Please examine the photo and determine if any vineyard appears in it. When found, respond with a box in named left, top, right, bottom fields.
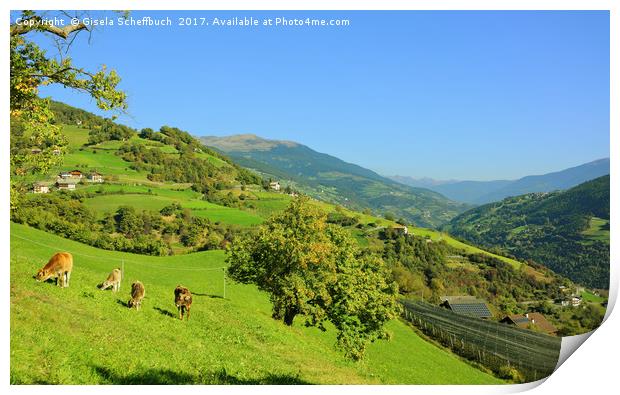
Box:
left=401, top=300, right=561, bottom=382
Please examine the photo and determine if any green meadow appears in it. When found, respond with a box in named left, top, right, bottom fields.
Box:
left=582, top=217, right=610, bottom=243
left=82, top=193, right=263, bottom=226
left=10, top=223, right=502, bottom=385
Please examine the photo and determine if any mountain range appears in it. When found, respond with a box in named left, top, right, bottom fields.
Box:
left=389, top=158, right=610, bottom=204
left=200, top=134, right=469, bottom=228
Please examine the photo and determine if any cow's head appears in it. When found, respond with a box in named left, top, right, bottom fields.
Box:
left=36, top=268, right=52, bottom=282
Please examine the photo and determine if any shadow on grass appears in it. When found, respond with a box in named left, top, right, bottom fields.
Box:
left=192, top=293, right=224, bottom=299
left=154, top=306, right=176, bottom=318
left=92, top=366, right=311, bottom=385
left=116, top=299, right=129, bottom=308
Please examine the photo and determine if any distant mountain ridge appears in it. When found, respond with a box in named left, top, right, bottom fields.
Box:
left=200, top=134, right=469, bottom=228
left=389, top=158, right=610, bottom=204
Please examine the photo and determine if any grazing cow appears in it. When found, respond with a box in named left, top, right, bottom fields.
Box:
left=35, top=252, right=73, bottom=288
left=99, top=268, right=122, bottom=292
left=174, top=285, right=193, bottom=320
left=128, top=281, right=145, bottom=310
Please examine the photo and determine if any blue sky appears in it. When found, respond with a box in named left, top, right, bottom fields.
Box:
left=28, top=10, right=609, bottom=180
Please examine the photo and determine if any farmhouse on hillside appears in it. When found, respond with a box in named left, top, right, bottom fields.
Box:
left=500, top=313, right=558, bottom=336
left=269, top=181, right=281, bottom=191
left=392, top=224, right=409, bottom=235
left=69, top=170, right=83, bottom=178
left=87, top=172, right=104, bottom=183
left=56, top=177, right=79, bottom=191
left=59, top=170, right=83, bottom=180
left=440, top=296, right=493, bottom=319
left=32, top=182, right=50, bottom=194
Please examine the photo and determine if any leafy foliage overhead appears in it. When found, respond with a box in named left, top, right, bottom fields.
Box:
left=10, top=10, right=126, bottom=209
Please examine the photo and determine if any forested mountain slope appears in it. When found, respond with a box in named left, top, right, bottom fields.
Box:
left=200, top=134, right=468, bottom=228
left=444, top=176, right=610, bottom=288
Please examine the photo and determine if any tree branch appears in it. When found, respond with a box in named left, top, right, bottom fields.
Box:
left=10, top=16, right=87, bottom=39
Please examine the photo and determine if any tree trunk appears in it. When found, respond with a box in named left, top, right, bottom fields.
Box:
left=283, top=307, right=297, bottom=326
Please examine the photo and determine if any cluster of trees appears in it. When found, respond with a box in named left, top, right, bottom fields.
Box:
left=446, top=175, right=610, bottom=288
left=374, top=229, right=605, bottom=335
left=119, top=141, right=224, bottom=183
left=11, top=193, right=241, bottom=256
left=190, top=183, right=254, bottom=209
left=49, top=100, right=122, bottom=132
left=139, top=126, right=261, bottom=185
left=87, top=119, right=135, bottom=144
left=11, top=193, right=167, bottom=255
left=117, top=127, right=262, bottom=190
left=530, top=299, right=606, bottom=336
left=326, top=210, right=360, bottom=227
left=375, top=229, right=566, bottom=311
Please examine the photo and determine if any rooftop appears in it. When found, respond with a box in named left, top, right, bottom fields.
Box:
left=440, top=296, right=493, bottom=318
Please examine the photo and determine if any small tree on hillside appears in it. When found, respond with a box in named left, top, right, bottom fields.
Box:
left=227, top=196, right=401, bottom=360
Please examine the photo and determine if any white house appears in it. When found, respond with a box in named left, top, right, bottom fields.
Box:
left=87, top=172, right=104, bottom=183
left=56, top=178, right=78, bottom=191
left=393, top=224, right=409, bottom=235
left=269, top=181, right=281, bottom=191
left=33, top=183, right=50, bottom=194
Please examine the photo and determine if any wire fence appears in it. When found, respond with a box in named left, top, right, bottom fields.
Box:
left=401, top=300, right=561, bottom=382
left=12, top=232, right=229, bottom=298
left=12, top=233, right=226, bottom=272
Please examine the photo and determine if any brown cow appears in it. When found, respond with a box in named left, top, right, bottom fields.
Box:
left=99, top=268, right=122, bottom=292
left=128, top=281, right=145, bottom=310
left=174, top=285, right=193, bottom=320
left=35, top=252, right=73, bottom=288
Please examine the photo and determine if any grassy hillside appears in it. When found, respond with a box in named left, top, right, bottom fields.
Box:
left=82, top=190, right=263, bottom=226
left=445, top=176, right=610, bottom=288
left=10, top=223, right=502, bottom=384
left=200, top=134, right=469, bottom=228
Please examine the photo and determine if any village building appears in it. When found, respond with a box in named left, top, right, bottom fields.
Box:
left=59, top=170, right=83, bottom=180
left=30, top=148, right=42, bottom=154
left=32, top=182, right=50, bottom=194
left=87, top=172, right=104, bottom=183
left=69, top=170, right=83, bottom=178
left=56, top=178, right=79, bottom=191
left=570, top=296, right=582, bottom=307
left=52, top=148, right=61, bottom=156
left=392, top=224, right=409, bottom=235
left=269, top=181, right=281, bottom=191
left=439, top=296, right=493, bottom=319
left=500, top=313, right=558, bottom=336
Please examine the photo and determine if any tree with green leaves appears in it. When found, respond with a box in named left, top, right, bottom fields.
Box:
left=10, top=10, right=127, bottom=209
left=227, top=196, right=401, bottom=360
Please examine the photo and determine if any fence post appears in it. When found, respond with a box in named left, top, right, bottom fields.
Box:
left=223, top=268, right=226, bottom=299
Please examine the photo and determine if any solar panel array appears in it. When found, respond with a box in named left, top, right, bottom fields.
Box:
left=449, top=302, right=493, bottom=318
